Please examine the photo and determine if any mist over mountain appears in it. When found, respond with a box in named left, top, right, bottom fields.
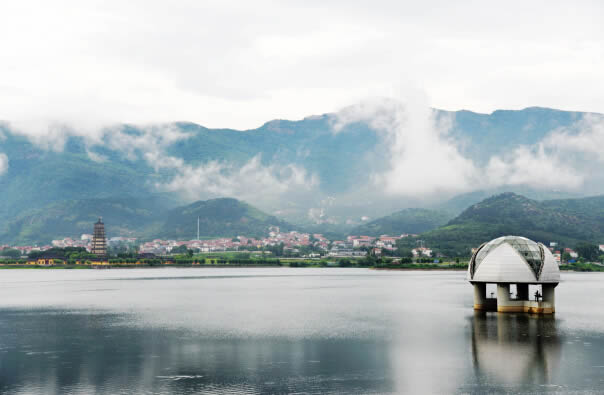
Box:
left=1, top=103, right=603, bottom=241
left=350, top=208, right=452, bottom=236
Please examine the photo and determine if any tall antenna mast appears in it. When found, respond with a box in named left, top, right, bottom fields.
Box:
left=197, top=216, right=200, bottom=241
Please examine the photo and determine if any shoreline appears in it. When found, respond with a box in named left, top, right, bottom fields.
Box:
left=372, top=267, right=466, bottom=271
left=0, top=264, right=469, bottom=271
left=0, top=264, right=283, bottom=269
left=1, top=264, right=601, bottom=272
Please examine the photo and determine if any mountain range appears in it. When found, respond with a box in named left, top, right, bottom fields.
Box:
left=1, top=105, right=603, bottom=244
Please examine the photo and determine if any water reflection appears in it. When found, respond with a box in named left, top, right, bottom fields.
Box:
left=0, top=309, right=393, bottom=394
left=2, top=270, right=604, bottom=393
left=470, top=312, right=561, bottom=386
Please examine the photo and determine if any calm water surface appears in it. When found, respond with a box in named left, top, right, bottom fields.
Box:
left=0, top=268, right=602, bottom=394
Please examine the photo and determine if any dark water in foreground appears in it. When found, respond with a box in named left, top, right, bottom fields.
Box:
left=0, top=268, right=602, bottom=394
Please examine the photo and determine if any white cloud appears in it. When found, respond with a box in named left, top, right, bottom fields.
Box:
left=157, top=155, right=318, bottom=207
left=99, top=125, right=191, bottom=167
left=85, top=148, right=107, bottom=163
left=333, top=96, right=478, bottom=197
left=0, top=1, right=602, bottom=134
left=69, top=123, right=319, bottom=208
left=0, top=153, right=8, bottom=175
left=483, top=115, right=604, bottom=190
left=485, top=146, right=584, bottom=189
left=333, top=96, right=599, bottom=198
left=543, top=115, right=604, bottom=161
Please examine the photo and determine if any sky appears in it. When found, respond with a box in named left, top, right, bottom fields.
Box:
left=1, top=0, right=603, bottom=132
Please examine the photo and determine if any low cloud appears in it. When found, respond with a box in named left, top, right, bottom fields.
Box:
left=543, top=115, right=604, bottom=161
left=5, top=120, right=320, bottom=211
left=85, top=148, right=107, bottom=163
left=94, top=126, right=319, bottom=208
left=0, top=153, right=8, bottom=175
left=485, top=146, right=584, bottom=189
left=485, top=114, right=604, bottom=190
left=8, top=120, right=106, bottom=152
left=157, top=155, right=318, bottom=207
left=332, top=97, right=478, bottom=197
left=88, top=125, right=320, bottom=209
left=7, top=118, right=192, bottom=159
left=99, top=125, right=191, bottom=167
left=332, top=97, right=599, bottom=198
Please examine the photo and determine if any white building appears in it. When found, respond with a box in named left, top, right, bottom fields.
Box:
left=412, top=247, right=432, bottom=257
left=467, top=236, right=560, bottom=314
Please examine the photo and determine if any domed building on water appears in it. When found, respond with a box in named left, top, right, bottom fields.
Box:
left=467, top=236, right=560, bottom=314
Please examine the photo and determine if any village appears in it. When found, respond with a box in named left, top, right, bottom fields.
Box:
left=0, top=226, right=433, bottom=260
left=2, top=222, right=601, bottom=265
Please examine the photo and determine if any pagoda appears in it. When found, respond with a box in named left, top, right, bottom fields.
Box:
left=91, top=217, right=107, bottom=256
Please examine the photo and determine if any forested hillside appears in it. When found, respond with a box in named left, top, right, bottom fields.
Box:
left=414, top=193, right=604, bottom=256
left=156, top=198, right=292, bottom=240
left=0, top=197, right=290, bottom=244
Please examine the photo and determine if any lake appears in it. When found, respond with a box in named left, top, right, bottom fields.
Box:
left=0, top=268, right=602, bottom=394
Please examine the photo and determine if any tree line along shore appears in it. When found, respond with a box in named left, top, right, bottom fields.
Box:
left=0, top=251, right=602, bottom=272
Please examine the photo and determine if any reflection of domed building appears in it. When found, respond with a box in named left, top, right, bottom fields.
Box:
left=467, top=236, right=560, bottom=314
left=470, top=312, right=561, bottom=386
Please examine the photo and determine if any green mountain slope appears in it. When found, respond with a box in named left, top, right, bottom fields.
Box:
left=0, top=196, right=288, bottom=245
left=0, top=196, right=171, bottom=245
left=0, top=132, right=159, bottom=222
left=436, top=187, right=583, bottom=216
left=350, top=208, right=452, bottom=236
left=157, top=198, right=291, bottom=240
left=419, top=193, right=604, bottom=256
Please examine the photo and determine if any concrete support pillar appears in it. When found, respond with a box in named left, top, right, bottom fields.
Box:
left=471, top=282, right=557, bottom=314
left=517, top=283, right=529, bottom=300
left=542, top=284, right=556, bottom=313
left=497, top=283, right=526, bottom=313
left=473, top=283, right=487, bottom=310
left=497, top=283, right=510, bottom=304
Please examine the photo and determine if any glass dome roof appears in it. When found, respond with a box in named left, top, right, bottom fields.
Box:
left=471, top=236, right=545, bottom=279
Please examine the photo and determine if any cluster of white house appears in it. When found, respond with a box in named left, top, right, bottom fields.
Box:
left=327, top=234, right=430, bottom=257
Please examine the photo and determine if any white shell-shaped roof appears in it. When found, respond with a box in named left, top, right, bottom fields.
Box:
left=467, top=236, right=560, bottom=283
left=540, top=247, right=560, bottom=283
